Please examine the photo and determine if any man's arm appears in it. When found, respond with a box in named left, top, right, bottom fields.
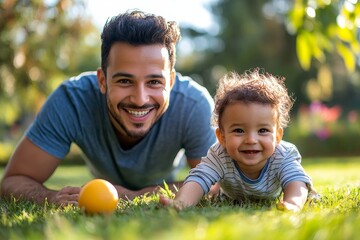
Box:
left=0, top=137, right=80, bottom=205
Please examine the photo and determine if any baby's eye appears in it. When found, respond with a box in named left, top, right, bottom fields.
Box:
left=233, top=128, right=244, bottom=133
left=259, top=128, right=270, bottom=133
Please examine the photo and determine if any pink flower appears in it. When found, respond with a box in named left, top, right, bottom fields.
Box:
left=348, top=111, right=357, bottom=123
left=315, top=128, right=331, bottom=140
left=309, top=101, right=341, bottom=123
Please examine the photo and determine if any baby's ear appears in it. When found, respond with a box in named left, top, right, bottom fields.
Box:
left=215, top=128, right=226, bottom=146
left=276, top=127, right=283, bottom=144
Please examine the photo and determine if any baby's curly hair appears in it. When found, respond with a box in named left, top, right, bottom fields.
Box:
left=214, top=68, right=294, bottom=129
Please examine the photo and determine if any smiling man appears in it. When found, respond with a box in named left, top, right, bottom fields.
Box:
left=0, top=10, right=216, bottom=205
left=101, top=43, right=174, bottom=148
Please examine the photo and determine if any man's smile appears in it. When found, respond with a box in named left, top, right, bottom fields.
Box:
left=126, top=109, right=152, bottom=117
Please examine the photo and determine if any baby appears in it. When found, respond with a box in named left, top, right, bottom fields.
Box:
left=160, top=69, right=317, bottom=212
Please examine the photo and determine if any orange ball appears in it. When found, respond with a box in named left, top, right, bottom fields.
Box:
left=78, top=179, right=119, bottom=214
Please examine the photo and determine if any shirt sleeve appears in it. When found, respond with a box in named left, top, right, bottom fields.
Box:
left=278, top=144, right=314, bottom=190
left=185, top=143, right=224, bottom=193
left=25, top=83, right=78, bottom=159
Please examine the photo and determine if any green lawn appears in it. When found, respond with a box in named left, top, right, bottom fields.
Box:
left=0, top=157, right=359, bottom=240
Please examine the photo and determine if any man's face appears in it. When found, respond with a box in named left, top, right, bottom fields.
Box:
left=97, top=42, right=175, bottom=144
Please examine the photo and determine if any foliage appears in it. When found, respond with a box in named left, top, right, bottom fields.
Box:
left=0, top=0, right=100, bottom=136
left=286, top=0, right=360, bottom=72
left=0, top=158, right=359, bottom=240
left=178, top=0, right=360, bottom=107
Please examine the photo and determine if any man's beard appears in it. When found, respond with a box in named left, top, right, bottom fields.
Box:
left=106, top=94, right=159, bottom=139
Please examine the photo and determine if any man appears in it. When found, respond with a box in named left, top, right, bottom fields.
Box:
left=0, top=10, right=216, bottom=205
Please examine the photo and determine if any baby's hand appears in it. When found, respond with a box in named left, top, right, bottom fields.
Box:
left=277, top=200, right=301, bottom=212
left=159, top=195, right=185, bottom=211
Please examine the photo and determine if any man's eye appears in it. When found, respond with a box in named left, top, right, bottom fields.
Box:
left=117, top=79, right=131, bottom=84
left=148, top=80, right=162, bottom=85
left=148, top=80, right=165, bottom=88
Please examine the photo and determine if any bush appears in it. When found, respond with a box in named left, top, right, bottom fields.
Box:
left=285, top=101, right=360, bottom=157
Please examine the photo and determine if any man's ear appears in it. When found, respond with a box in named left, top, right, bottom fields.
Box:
left=276, top=127, right=283, bottom=145
left=169, top=69, right=176, bottom=89
left=97, top=68, right=107, bottom=94
left=215, top=128, right=225, bottom=146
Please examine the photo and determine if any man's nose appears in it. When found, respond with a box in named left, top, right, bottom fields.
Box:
left=130, top=85, right=149, bottom=106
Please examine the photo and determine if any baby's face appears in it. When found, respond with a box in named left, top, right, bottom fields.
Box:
left=216, top=102, right=283, bottom=179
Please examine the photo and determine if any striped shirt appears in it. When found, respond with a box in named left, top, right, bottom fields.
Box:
left=185, top=140, right=314, bottom=201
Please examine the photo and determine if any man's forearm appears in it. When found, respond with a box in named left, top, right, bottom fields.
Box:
left=0, top=175, right=57, bottom=204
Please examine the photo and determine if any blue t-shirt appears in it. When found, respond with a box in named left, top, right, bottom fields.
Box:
left=26, top=72, right=216, bottom=190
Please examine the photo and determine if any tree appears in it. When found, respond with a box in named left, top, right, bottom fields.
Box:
left=177, top=0, right=359, bottom=108
left=287, top=0, right=359, bottom=72
left=0, top=0, right=100, bottom=139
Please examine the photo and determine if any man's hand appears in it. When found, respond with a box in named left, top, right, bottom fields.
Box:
left=49, top=186, right=81, bottom=206
left=0, top=175, right=81, bottom=206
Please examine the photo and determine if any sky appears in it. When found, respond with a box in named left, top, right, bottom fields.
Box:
left=85, top=0, right=217, bottom=32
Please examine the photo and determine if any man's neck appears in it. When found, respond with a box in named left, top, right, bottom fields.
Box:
left=109, top=120, right=141, bottom=150
left=115, top=130, right=142, bottom=150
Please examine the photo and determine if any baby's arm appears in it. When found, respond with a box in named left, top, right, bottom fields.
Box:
left=159, top=181, right=204, bottom=210
left=278, top=181, right=308, bottom=212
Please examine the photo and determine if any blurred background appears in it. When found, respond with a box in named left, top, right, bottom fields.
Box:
left=0, top=0, right=359, bottom=164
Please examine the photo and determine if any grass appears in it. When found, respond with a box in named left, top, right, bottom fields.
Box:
left=0, top=157, right=359, bottom=240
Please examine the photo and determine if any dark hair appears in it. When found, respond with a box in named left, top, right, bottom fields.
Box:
left=214, top=68, right=294, bottom=129
left=100, top=10, right=181, bottom=74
